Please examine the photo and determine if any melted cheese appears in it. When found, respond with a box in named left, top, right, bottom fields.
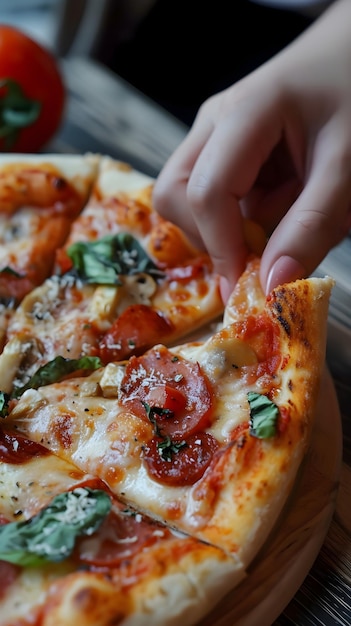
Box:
left=8, top=327, right=265, bottom=534
left=0, top=453, right=90, bottom=521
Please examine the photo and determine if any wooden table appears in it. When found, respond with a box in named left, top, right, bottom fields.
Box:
left=49, top=56, right=351, bottom=626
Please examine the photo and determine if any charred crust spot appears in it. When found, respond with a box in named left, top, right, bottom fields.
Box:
left=52, top=176, right=67, bottom=190
left=273, top=301, right=283, bottom=315
left=277, top=315, right=291, bottom=336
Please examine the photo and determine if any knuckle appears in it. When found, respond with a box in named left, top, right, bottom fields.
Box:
left=296, top=208, right=342, bottom=247
left=186, top=176, right=218, bottom=217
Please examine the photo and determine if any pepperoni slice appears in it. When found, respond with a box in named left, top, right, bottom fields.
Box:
left=99, top=304, right=174, bottom=363
left=76, top=505, right=169, bottom=568
left=143, top=432, right=219, bottom=486
left=120, top=345, right=214, bottom=439
left=0, top=427, right=50, bottom=464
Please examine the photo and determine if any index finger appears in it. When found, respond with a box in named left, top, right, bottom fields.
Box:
left=185, top=96, right=284, bottom=289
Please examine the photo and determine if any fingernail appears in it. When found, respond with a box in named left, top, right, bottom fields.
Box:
left=266, top=256, right=306, bottom=294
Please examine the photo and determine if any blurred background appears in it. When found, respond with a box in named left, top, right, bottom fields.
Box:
left=0, top=0, right=319, bottom=126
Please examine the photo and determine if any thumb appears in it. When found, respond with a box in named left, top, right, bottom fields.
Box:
left=261, top=141, right=351, bottom=293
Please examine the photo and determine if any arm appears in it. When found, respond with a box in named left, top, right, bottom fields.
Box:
left=153, top=0, right=351, bottom=298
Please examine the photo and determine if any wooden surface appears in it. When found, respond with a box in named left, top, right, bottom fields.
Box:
left=48, top=56, right=351, bottom=626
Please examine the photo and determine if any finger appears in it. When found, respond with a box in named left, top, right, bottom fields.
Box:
left=185, top=98, right=283, bottom=289
left=261, top=115, right=351, bottom=293
left=242, top=177, right=302, bottom=235
left=153, top=110, right=214, bottom=247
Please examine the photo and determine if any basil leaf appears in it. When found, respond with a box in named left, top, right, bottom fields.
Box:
left=248, top=391, right=279, bottom=438
left=66, top=233, right=163, bottom=285
left=143, top=401, right=173, bottom=438
left=0, top=266, right=25, bottom=278
left=12, top=355, right=102, bottom=399
left=157, top=436, right=187, bottom=461
left=0, top=487, right=111, bottom=566
left=0, top=79, right=41, bottom=149
left=0, top=391, right=10, bottom=417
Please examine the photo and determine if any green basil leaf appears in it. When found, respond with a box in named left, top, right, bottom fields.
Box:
left=157, top=436, right=187, bottom=462
left=0, top=487, right=111, bottom=566
left=0, top=79, right=41, bottom=149
left=12, top=355, right=102, bottom=398
left=0, top=391, right=10, bottom=417
left=66, top=233, right=163, bottom=284
left=0, top=266, right=25, bottom=278
left=248, top=391, right=279, bottom=438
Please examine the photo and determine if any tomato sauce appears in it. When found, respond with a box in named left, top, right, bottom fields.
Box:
left=235, top=312, right=282, bottom=380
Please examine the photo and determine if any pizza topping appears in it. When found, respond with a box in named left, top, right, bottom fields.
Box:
left=77, top=505, right=169, bottom=568
left=11, top=355, right=102, bottom=398
left=89, top=274, right=158, bottom=328
left=99, top=304, right=174, bottom=362
left=65, top=232, right=164, bottom=285
left=143, top=432, right=219, bottom=486
left=0, top=266, right=24, bottom=279
left=247, top=391, right=279, bottom=438
left=0, top=427, right=49, bottom=463
left=236, top=313, right=282, bottom=379
left=0, top=391, right=9, bottom=417
left=120, top=345, right=214, bottom=439
left=0, top=487, right=111, bottom=566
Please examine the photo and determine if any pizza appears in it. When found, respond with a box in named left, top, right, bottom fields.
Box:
left=0, top=153, right=334, bottom=626
left=0, top=154, right=99, bottom=344
left=0, top=155, right=223, bottom=393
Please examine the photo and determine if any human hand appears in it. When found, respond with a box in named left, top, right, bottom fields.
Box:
left=153, top=0, right=351, bottom=299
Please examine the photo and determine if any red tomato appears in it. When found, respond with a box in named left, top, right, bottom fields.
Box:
left=0, top=26, right=65, bottom=152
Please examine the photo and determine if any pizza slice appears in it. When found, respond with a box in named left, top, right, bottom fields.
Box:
left=5, top=257, right=334, bottom=568
left=0, top=424, right=243, bottom=626
left=0, top=153, right=99, bottom=349
left=0, top=157, right=223, bottom=391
